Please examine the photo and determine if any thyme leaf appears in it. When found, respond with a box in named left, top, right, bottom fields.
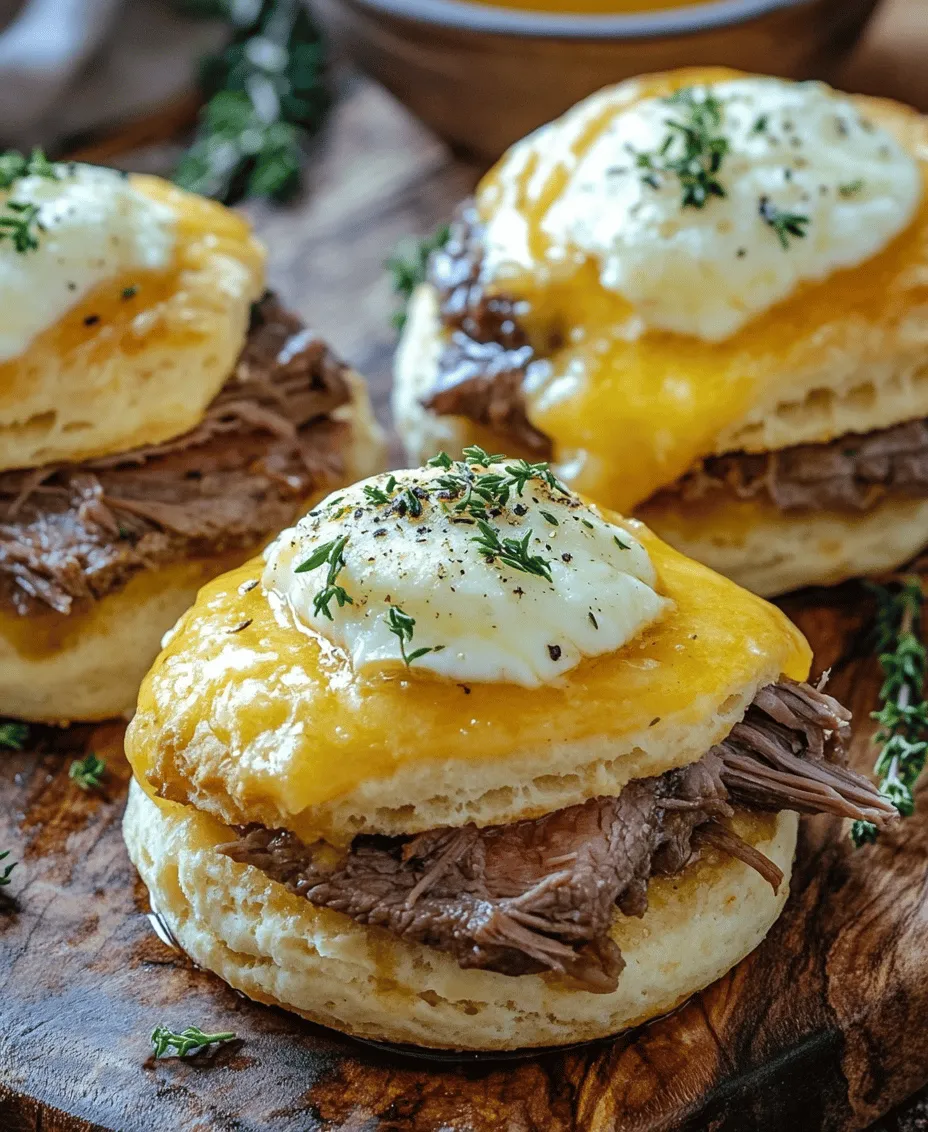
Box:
left=386, top=606, right=439, bottom=667
left=838, top=179, right=864, bottom=198
left=150, top=1025, right=237, bottom=1058
left=0, top=849, right=17, bottom=887
left=0, top=201, right=44, bottom=254
left=0, top=721, right=28, bottom=750
left=758, top=196, right=809, bottom=249
left=635, top=87, right=729, bottom=209
left=0, top=148, right=59, bottom=190
left=69, top=753, right=107, bottom=791
left=387, top=223, right=451, bottom=330
left=471, top=521, right=552, bottom=583
left=295, top=534, right=353, bottom=620
left=852, top=578, right=925, bottom=846
left=363, top=484, right=392, bottom=506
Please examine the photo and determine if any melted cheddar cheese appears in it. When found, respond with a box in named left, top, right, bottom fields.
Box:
left=127, top=520, right=810, bottom=830
left=474, top=68, right=928, bottom=512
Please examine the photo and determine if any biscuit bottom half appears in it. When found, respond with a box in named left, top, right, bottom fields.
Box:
left=636, top=492, right=928, bottom=598
left=124, top=781, right=797, bottom=1051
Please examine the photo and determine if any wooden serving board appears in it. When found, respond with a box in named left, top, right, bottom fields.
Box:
left=5, top=7, right=928, bottom=1124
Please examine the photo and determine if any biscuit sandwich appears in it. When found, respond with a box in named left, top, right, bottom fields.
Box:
left=394, top=68, right=928, bottom=596
left=123, top=449, right=892, bottom=1050
left=0, top=154, right=383, bottom=723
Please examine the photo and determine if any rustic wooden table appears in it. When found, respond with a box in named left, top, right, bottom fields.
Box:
left=4, top=2, right=928, bottom=1128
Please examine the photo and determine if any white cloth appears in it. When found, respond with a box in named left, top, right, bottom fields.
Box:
left=0, top=0, right=226, bottom=148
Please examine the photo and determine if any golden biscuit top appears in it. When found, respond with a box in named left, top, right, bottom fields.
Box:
left=0, top=170, right=266, bottom=470
left=127, top=509, right=810, bottom=842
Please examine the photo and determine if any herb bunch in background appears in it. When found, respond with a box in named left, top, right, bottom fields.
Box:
left=175, top=0, right=329, bottom=204
left=388, top=223, right=450, bottom=331
left=853, top=578, right=928, bottom=846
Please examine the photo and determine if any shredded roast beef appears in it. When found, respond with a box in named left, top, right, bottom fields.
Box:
left=0, top=294, right=352, bottom=616
left=425, top=205, right=551, bottom=456
left=425, top=204, right=928, bottom=512
left=657, top=419, right=928, bottom=513
left=220, top=678, right=894, bottom=993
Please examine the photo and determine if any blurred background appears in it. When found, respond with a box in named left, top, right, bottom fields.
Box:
left=0, top=0, right=923, bottom=186
left=0, top=0, right=920, bottom=452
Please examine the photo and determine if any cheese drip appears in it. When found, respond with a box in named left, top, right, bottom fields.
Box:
left=263, top=458, right=669, bottom=686
left=472, top=69, right=926, bottom=511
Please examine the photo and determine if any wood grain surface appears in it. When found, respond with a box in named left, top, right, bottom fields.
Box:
left=4, top=4, right=928, bottom=1127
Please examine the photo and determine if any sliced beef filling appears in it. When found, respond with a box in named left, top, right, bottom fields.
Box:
left=220, top=679, right=893, bottom=993
left=425, top=204, right=928, bottom=513
left=656, top=419, right=928, bottom=513
left=425, top=205, right=551, bottom=456
left=0, top=294, right=352, bottom=617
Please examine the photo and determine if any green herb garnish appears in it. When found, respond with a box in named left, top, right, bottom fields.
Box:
left=0, top=850, right=17, bottom=887
left=614, top=535, right=631, bottom=550
left=295, top=534, right=353, bottom=620
left=838, top=179, right=864, bottom=198
left=433, top=449, right=569, bottom=522
left=150, top=1025, right=237, bottom=1058
left=635, top=87, right=729, bottom=209
left=758, top=196, right=809, bottom=249
left=386, top=606, right=439, bottom=667
left=69, top=753, right=106, bottom=791
left=0, top=201, right=43, bottom=254
left=174, top=0, right=329, bottom=204
left=403, top=487, right=423, bottom=518
left=363, top=484, right=392, bottom=506
left=853, top=579, right=926, bottom=846
left=0, top=148, right=58, bottom=191
left=0, top=721, right=28, bottom=750
left=472, top=521, right=552, bottom=583
left=388, top=223, right=451, bottom=331
left=462, top=446, right=506, bottom=466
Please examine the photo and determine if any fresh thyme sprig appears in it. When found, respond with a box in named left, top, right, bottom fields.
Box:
left=758, top=196, right=810, bottom=250
left=472, top=521, right=553, bottom=583
left=175, top=0, right=329, bottom=204
left=431, top=447, right=569, bottom=522
left=295, top=534, right=353, bottom=620
left=150, top=1025, right=237, bottom=1058
left=0, top=850, right=17, bottom=888
left=0, top=148, right=58, bottom=191
left=853, top=579, right=927, bottom=846
left=69, top=753, right=107, bottom=791
left=388, top=223, right=451, bottom=331
left=635, top=87, right=729, bottom=209
left=0, top=201, right=43, bottom=254
left=386, top=606, right=440, bottom=667
left=0, top=721, right=28, bottom=750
